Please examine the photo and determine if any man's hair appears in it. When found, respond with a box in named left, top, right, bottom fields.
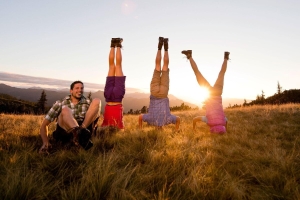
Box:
left=70, top=80, right=84, bottom=90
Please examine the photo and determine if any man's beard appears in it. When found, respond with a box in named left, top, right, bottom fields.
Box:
left=72, top=93, right=82, bottom=100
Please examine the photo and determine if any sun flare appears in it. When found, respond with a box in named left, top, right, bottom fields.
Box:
left=121, top=0, right=136, bottom=15
left=176, top=85, right=210, bottom=108
left=195, top=86, right=210, bottom=103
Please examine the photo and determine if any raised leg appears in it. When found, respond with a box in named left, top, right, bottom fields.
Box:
left=108, top=47, right=115, bottom=76
left=162, top=50, right=169, bottom=72
left=159, top=50, right=170, bottom=98
left=155, top=50, right=162, bottom=71
left=211, top=52, right=229, bottom=96
left=115, top=46, right=124, bottom=76
left=189, top=57, right=212, bottom=89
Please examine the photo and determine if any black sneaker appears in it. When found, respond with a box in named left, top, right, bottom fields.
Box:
left=158, top=37, right=164, bottom=50
left=78, top=127, right=93, bottom=150
left=163, top=38, right=169, bottom=51
left=224, top=51, right=230, bottom=60
left=71, top=126, right=81, bottom=146
left=181, top=50, right=192, bottom=59
left=115, top=38, right=123, bottom=48
left=111, top=38, right=117, bottom=48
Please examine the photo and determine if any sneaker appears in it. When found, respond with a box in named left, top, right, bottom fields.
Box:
left=158, top=37, right=164, bottom=50
left=163, top=38, right=169, bottom=51
left=181, top=50, right=192, bottom=59
left=115, top=38, right=123, bottom=48
left=224, top=51, right=230, bottom=60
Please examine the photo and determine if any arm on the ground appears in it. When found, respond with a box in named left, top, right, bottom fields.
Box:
left=39, top=119, right=52, bottom=154
left=138, top=114, right=143, bottom=129
left=193, top=116, right=202, bottom=130
left=175, top=116, right=180, bottom=131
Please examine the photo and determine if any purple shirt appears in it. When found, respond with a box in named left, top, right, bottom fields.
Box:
left=142, top=95, right=177, bottom=126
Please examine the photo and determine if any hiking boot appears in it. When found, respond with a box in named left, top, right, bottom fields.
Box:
left=181, top=50, right=192, bottom=59
left=224, top=51, right=230, bottom=60
left=78, top=127, right=93, bottom=150
left=115, top=38, right=123, bottom=48
left=158, top=37, right=164, bottom=50
left=70, top=126, right=81, bottom=146
left=110, top=38, right=117, bottom=48
left=163, top=38, right=169, bottom=51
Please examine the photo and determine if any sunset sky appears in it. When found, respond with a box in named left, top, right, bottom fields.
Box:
left=1, top=0, right=299, bottom=106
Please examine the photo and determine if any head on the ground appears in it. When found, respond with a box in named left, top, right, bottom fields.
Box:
left=70, top=80, right=84, bottom=100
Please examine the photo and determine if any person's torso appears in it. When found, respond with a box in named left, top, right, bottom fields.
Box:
left=205, top=96, right=226, bottom=126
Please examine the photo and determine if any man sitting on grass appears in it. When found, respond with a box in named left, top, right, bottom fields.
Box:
left=39, top=81, right=101, bottom=153
left=139, top=37, right=180, bottom=131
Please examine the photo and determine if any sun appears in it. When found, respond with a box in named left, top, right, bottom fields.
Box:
left=196, top=86, right=210, bottom=103
left=185, top=85, right=210, bottom=106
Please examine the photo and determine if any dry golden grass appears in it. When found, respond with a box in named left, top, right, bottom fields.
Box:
left=0, top=104, right=299, bottom=199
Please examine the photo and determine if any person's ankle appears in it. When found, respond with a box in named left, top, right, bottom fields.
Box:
left=81, top=123, right=87, bottom=129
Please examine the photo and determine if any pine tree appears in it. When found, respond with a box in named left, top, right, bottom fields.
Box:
left=277, top=81, right=282, bottom=94
left=262, top=90, right=265, bottom=99
left=261, top=90, right=265, bottom=104
left=37, top=90, right=47, bottom=114
left=87, top=91, right=92, bottom=100
left=141, top=106, right=147, bottom=113
left=243, top=99, right=247, bottom=107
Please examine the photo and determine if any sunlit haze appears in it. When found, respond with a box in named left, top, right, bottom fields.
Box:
left=1, top=1, right=299, bottom=107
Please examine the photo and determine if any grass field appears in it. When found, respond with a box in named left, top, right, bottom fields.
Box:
left=0, top=104, right=299, bottom=199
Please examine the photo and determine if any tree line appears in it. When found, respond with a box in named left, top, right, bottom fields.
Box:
left=0, top=90, right=49, bottom=115
left=2, top=82, right=300, bottom=114
left=126, top=103, right=198, bottom=115
left=227, top=82, right=300, bottom=108
left=0, top=91, right=197, bottom=115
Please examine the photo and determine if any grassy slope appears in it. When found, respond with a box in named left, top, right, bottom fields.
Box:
left=0, top=104, right=299, bottom=199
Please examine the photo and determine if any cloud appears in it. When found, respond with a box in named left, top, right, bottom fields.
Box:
left=0, top=71, right=143, bottom=93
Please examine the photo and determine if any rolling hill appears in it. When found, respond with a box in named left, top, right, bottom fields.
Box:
left=0, top=83, right=199, bottom=113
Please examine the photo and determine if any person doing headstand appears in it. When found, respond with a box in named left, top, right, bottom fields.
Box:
left=181, top=50, right=230, bottom=134
left=139, top=37, right=180, bottom=131
left=101, top=38, right=126, bottom=130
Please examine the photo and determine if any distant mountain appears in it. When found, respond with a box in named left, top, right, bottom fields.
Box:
left=0, top=83, right=198, bottom=113
left=28, top=86, right=69, bottom=92
left=124, top=92, right=179, bottom=101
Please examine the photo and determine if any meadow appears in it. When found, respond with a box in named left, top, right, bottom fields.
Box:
left=0, top=104, right=299, bottom=200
